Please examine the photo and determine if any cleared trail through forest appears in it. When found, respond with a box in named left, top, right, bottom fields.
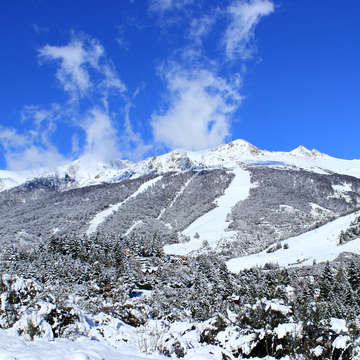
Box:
left=164, top=168, right=252, bottom=256
left=86, top=176, right=163, bottom=236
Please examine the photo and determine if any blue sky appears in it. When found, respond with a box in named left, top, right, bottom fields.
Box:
left=0, top=0, right=359, bottom=171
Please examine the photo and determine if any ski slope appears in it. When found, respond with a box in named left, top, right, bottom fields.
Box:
left=86, top=176, right=162, bottom=235
left=164, top=168, right=252, bottom=256
left=226, top=211, right=360, bottom=273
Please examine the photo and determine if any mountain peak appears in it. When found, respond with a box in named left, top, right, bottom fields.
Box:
left=290, top=145, right=324, bottom=157
left=213, top=139, right=261, bottom=156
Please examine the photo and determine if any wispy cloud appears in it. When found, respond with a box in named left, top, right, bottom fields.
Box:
left=149, top=0, right=194, bottom=14
left=151, top=0, right=274, bottom=151
left=116, top=25, right=130, bottom=50
left=38, top=34, right=126, bottom=102
left=224, top=0, right=274, bottom=60
left=0, top=34, right=133, bottom=171
left=0, top=110, right=66, bottom=172
left=122, top=101, right=152, bottom=160
left=1, top=1, right=275, bottom=171
left=188, top=14, right=217, bottom=45
left=39, top=35, right=131, bottom=163
left=151, top=64, right=242, bottom=150
left=33, top=24, right=49, bottom=34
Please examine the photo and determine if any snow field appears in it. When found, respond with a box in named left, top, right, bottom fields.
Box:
left=0, top=329, right=164, bottom=360
left=226, top=211, right=360, bottom=272
left=164, top=168, right=252, bottom=256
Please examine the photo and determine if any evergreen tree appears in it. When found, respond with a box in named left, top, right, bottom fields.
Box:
left=320, top=262, right=334, bottom=299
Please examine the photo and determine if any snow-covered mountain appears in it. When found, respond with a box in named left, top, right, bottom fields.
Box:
left=2, top=139, right=360, bottom=192
left=2, top=139, right=360, bottom=360
left=1, top=139, right=360, bottom=268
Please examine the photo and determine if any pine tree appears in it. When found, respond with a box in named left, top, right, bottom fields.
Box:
left=347, top=259, right=360, bottom=290
left=320, top=262, right=334, bottom=299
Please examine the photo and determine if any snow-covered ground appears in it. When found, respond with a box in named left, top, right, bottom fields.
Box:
left=226, top=211, right=360, bottom=272
left=0, top=329, right=295, bottom=360
left=86, top=176, right=163, bottom=235
left=0, top=329, right=164, bottom=360
left=164, top=168, right=252, bottom=256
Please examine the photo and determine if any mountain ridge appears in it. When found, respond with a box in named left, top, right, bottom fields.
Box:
left=1, top=139, right=360, bottom=192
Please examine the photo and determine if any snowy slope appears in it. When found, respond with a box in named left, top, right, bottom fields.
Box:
left=0, top=158, right=132, bottom=192
left=134, top=140, right=360, bottom=179
left=164, top=168, right=252, bottom=256
left=86, top=176, right=163, bottom=235
left=226, top=211, right=360, bottom=272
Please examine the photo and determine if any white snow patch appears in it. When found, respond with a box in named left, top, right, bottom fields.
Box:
left=330, top=318, right=348, bottom=334
left=333, top=335, right=351, bottom=349
left=274, top=323, right=302, bottom=339
left=311, top=345, right=323, bottom=357
left=164, top=168, right=252, bottom=256
left=216, top=327, right=257, bottom=356
left=266, top=301, right=292, bottom=316
left=86, top=176, right=162, bottom=235
left=226, top=211, right=360, bottom=272
left=333, top=183, right=353, bottom=193
left=331, top=183, right=353, bottom=202
left=310, top=203, right=332, bottom=217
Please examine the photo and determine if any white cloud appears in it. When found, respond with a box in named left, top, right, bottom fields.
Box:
left=39, top=40, right=93, bottom=99
left=80, top=108, right=121, bottom=163
left=39, top=35, right=125, bottom=101
left=150, top=1, right=274, bottom=152
left=6, top=145, right=66, bottom=172
left=149, top=0, right=194, bottom=13
left=0, top=104, right=70, bottom=171
left=188, top=14, right=216, bottom=45
left=121, top=100, right=152, bottom=160
left=0, top=128, right=30, bottom=149
left=0, top=125, right=66, bottom=171
left=151, top=66, right=242, bottom=151
left=71, top=134, right=80, bottom=155
left=35, top=36, right=130, bottom=165
left=224, top=0, right=274, bottom=60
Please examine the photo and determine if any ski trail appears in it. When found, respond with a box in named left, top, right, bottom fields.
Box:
left=164, top=168, right=252, bottom=256
left=86, top=176, right=163, bottom=236
left=226, top=210, right=360, bottom=273
left=157, top=174, right=197, bottom=220
left=124, top=220, right=143, bottom=237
